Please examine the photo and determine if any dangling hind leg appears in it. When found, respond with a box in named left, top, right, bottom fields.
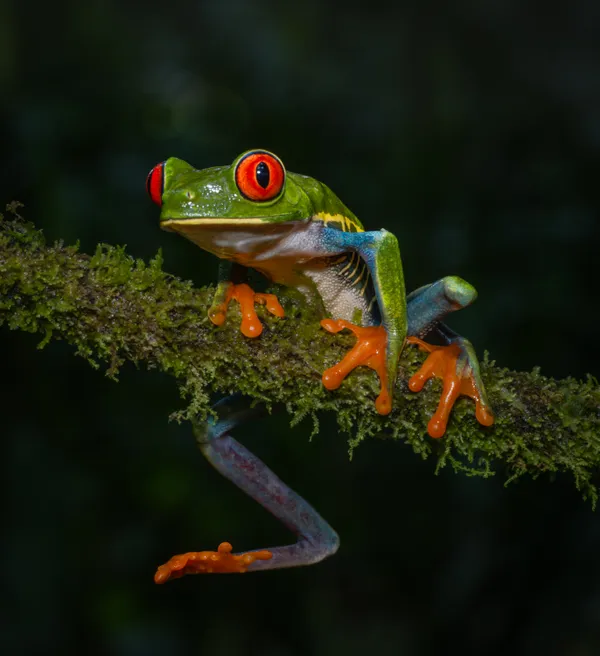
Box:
left=154, top=396, right=339, bottom=583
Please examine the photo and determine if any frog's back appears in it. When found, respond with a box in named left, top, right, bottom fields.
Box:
left=289, top=172, right=364, bottom=233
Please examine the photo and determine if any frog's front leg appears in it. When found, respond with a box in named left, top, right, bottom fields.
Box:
left=154, top=396, right=339, bottom=583
left=319, top=228, right=407, bottom=415
left=406, top=276, right=494, bottom=437
left=208, top=261, right=284, bottom=337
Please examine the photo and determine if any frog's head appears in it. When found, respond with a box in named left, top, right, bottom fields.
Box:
left=147, top=150, right=314, bottom=235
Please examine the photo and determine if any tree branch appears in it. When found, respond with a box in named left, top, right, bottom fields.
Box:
left=1, top=203, right=598, bottom=504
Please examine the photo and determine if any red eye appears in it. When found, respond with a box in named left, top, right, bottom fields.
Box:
left=146, top=162, right=165, bottom=206
left=235, top=151, right=285, bottom=202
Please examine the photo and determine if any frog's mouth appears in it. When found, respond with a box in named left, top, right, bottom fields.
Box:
left=160, top=218, right=271, bottom=231
left=159, top=217, right=310, bottom=261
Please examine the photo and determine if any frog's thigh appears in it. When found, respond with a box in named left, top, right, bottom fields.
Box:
left=407, top=276, right=477, bottom=337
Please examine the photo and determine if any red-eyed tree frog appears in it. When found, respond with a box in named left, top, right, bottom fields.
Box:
left=146, top=149, right=494, bottom=583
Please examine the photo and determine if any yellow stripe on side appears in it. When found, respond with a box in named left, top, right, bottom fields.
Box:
left=339, top=251, right=356, bottom=274
left=360, top=271, right=371, bottom=296
left=315, top=212, right=364, bottom=233
left=348, top=253, right=362, bottom=280
left=351, top=261, right=367, bottom=287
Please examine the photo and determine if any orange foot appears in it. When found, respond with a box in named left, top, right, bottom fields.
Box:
left=320, top=319, right=391, bottom=415
left=154, top=542, right=272, bottom=584
left=209, top=283, right=284, bottom=338
left=407, top=336, right=494, bottom=438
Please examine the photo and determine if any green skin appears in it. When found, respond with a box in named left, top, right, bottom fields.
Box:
left=150, top=149, right=493, bottom=577
left=158, top=150, right=407, bottom=400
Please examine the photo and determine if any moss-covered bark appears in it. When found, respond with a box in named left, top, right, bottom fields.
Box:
left=1, top=202, right=598, bottom=504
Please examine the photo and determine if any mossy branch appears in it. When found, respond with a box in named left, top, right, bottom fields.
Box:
left=1, top=203, right=598, bottom=504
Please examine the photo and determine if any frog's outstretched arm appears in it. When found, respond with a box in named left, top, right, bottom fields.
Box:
left=208, top=261, right=284, bottom=338
left=320, top=228, right=407, bottom=414
left=405, top=276, right=494, bottom=437
left=154, top=396, right=339, bottom=583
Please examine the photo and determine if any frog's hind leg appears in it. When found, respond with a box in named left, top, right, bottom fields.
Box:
left=154, top=396, right=339, bottom=583
left=406, top=276, right=494, bottom=438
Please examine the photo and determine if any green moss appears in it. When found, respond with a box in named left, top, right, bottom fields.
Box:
left=1, top=203, right=599, bottom=504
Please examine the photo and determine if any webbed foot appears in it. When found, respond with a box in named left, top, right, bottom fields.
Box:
left=320, top=319, right=391, bottom=415
left=154, top=542, right=273, bottom=583
left=208, top=282, right=284, bottom=338
left=407, top=336, right=494, bottom=438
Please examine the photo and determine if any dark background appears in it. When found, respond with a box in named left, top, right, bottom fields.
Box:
left=1, top=1, right=599, bottom=654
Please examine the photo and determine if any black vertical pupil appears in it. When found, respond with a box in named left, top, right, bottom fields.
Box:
left=255, top=161, right=270, bottom=188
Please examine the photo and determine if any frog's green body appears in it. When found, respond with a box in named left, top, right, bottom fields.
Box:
left=148, top=150, right=493, bottom=582
left=159, top=154, right=400, bottom=324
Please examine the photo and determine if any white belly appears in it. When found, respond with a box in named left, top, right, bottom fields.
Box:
left=172, top=219, right=377, bottom=324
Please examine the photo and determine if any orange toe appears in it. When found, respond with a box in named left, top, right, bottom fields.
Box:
left=407, top=336, right=494, bottom=438
left=154, top=542, right=272, bottom=583
left=320, top=319, right=391, bottom=415
left=209, top=283, right=284, bottom=338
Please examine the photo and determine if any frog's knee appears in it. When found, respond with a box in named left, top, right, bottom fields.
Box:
left=309, top=530, right=340, bottom=563
left=326, top=531, right=341, bottom=558
left=442, top=276, right=477, bottom=309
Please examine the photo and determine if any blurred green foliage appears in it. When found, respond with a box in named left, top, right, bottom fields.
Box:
left=1, top=1, right=599, bottom=655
